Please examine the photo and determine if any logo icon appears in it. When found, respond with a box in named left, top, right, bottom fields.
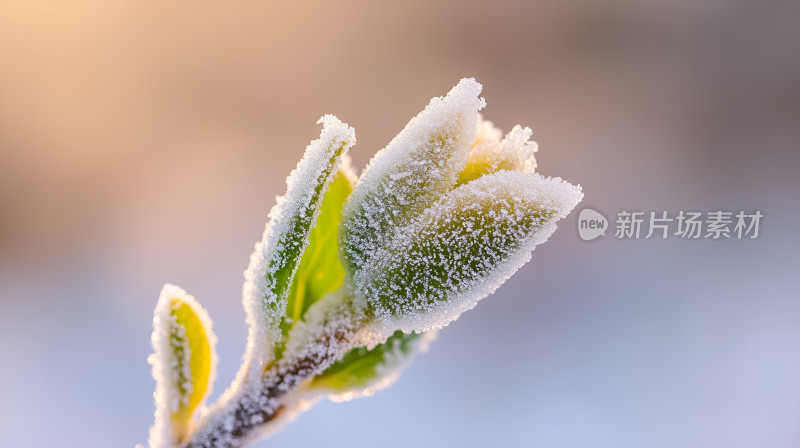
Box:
left=578, top=208, right=608, bottom=241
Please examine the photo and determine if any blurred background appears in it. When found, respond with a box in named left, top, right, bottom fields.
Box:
left=1, top=1, right=798, bottom=447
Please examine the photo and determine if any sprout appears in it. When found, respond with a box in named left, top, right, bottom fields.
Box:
left=146, top=78, right=583, bottom=448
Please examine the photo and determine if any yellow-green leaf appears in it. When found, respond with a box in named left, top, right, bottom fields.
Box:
left=150, top=284, right=217, bottom=445
left=310, top=330, right=423, bottom=393
left=280, top=171, right=353, bottom=349
left=169, top=298, right=213, bottom=429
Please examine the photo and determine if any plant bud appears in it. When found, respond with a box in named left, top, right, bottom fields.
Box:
left=341, top=78, right=486, bottom=273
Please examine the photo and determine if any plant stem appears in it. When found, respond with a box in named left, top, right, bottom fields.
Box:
left=184, top=324, right=356, bottom=448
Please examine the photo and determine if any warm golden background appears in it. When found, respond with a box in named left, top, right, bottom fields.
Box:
left=1, top=1, right=798, bottom=447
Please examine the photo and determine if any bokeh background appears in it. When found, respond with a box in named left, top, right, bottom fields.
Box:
left=1, top=1, right=799, bottom=447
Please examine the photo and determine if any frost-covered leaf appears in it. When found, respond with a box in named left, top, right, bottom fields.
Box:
left=281, top=169, right=354, bottom=349
left=308, top=330, right=435, bottom=400
left=242, top=115, right=355, bottom=371
left=457, top=119, right=538, bottom=186
left=355, top=170, right=583, bottom=333
left=150, top=284, right=217, bottom=447
left=340, top=78, right=485, bottom=273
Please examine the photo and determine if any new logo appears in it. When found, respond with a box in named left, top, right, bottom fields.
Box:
left=578, top=208, right=608, bottom=241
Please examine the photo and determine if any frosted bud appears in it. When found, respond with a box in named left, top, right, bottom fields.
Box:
left=457, top=119, right=538, bottom=186
left=354, top=171, right=583, bottom=333
left=340, top=78, right=486, bottom=272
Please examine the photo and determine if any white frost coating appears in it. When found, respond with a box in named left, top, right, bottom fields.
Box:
left=323, top=331, right=438, bottom=403
left=149, top=284, right=217, bottom=448
left=240, top=115, right=355, bottom=384
left=355, top=170, right=583, bottom=334
left=341, top=78, right=485, bottom=271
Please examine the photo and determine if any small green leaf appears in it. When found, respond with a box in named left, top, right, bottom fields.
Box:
left=280, top=171, right=353, bottom=348
left=150, top=284, right=217, bottom=445
left=310, top=330, right=423, bottom=392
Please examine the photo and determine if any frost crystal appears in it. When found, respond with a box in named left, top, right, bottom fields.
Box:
left=340, top=78, right=486, bottom=272
left=355, top=171, right=583, bottom=333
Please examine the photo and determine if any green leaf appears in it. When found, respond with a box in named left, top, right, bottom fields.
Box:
left=340, top=78, right=485, bottom=274
left=241, top=116, right=355, bottom=364
left=356, top=171, right=582, bottom=332
left=281, top=171, right=353, bottom=344
left=310, top=330, right=423, bottom=392
left=150, top=284, right=217, bottom=445
left=266, top=140, right=349, bottom=350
